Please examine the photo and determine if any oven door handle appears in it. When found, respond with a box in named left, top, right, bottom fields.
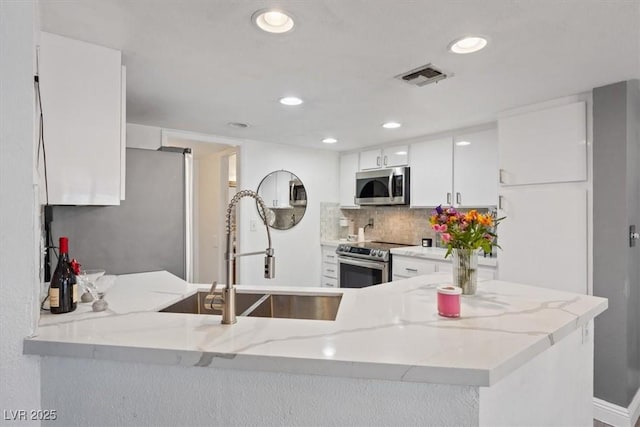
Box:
left=338, top=256, right=386, bottom=270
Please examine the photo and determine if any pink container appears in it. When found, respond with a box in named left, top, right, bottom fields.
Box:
left=437, top=285, right=462, bottom=318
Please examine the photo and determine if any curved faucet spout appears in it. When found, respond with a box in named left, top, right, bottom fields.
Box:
left=212, top=189, right=275, bottom=325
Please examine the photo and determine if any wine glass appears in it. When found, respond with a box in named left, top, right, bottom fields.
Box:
left=78, top=269, right=106, bottom=302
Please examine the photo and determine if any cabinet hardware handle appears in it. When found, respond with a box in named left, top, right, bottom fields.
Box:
left=377, top=156, right=381, bottom=166
left=405, top=268, right=418, bottom=272
left=326, top=255, right=335, bottom=258
left=327, top=269, right=335, bottom=273
left=456, top=192, right=461, bottom=204
left=499, top=169, right=505, bottom=184
left=384, top=156, right=388, bottom=166
left=446, top=192, right=452, bottom=204
left=498, top=195, right=504, bottom=210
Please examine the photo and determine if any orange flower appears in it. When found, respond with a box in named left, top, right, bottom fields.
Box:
left=478, top=214, right=493, bottom=226
left=464, top=210, right=478, bottom=222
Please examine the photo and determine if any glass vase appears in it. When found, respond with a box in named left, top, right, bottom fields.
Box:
left=452, top=248, right=479, bottom=295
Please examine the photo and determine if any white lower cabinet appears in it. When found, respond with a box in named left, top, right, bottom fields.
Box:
left=392, top=256, right=438, bottom=280
left=392, top=254, right=497, bottom=281
left=321, top=245, right=339, bottom=287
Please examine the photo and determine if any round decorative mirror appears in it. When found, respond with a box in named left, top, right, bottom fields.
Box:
left=256, top=170, right=307, bottom=230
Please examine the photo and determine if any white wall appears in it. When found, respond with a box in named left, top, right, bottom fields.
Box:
left=237, top=141, right=339, bottom=287
left=0, top=1, right=42, bottom=423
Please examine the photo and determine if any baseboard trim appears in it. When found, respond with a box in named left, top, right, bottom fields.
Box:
left=594, top=388, right=640, bottom=427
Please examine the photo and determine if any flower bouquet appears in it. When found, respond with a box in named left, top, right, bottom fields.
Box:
left=429, top=206, right=503, bottom=294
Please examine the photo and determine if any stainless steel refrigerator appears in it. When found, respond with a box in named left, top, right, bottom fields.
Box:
left=51, top=147, right=194, bottom=281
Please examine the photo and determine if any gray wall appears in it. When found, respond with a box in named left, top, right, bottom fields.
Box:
left=51, top=149, right=186, bottom=278
left=593, top=80, right=640, bottom=408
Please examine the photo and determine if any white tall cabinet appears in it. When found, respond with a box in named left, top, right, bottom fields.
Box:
left=39, top=32, right=125, bottom=205
left=497, top=97, right=589, bottom=294
left=498, top=102, right=587, bottom=185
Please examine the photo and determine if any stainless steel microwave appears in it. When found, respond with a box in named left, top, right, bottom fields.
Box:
left=355, top=167, right=410, bottom=206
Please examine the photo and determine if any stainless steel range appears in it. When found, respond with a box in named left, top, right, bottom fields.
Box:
left=336, top=241, right=410, bottom=288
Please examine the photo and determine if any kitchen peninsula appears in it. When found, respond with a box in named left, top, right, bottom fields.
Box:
left=25, top=271, right=606, bottom=426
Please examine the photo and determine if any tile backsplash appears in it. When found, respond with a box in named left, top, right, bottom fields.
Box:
left=320, top=203, right=436, bottom=245
left=320, top=204, right=495, bottom=249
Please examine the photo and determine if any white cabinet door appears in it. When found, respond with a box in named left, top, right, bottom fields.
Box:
left=498, top=101, right=587, bottom=186
left=453, top=129, right=498, bottom=207
left=339, top=153, right=360, bottom=208
left=392, top=256, right=438, bottom=280
left=360, top=149, right=382, bottom=170
left=382, top=145, right=409, bottom=168
left=498, top=187, right=587, bottom=294
left=410, top=137, right=453, bottom=207
left=39, top=32, right=123, bottom=205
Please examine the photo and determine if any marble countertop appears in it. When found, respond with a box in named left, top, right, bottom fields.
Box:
left=391, top=246, right=499, bottom=267
left=25, top=270, right=606, bottom=387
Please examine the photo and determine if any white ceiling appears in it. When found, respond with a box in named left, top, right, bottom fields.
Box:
left=39, top=0, right=640, bottom=151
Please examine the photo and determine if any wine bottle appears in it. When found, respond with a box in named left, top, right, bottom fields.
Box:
left=49, top=236, right=77, bottom=314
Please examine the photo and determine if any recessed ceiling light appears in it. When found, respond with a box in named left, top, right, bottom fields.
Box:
left=449, top=36, right=488, bottom=54
left=322, top=137, right=338, bottom=144
left=456, top=141, right=471, bottom=146
left=252, top=9, right=294, bottom=34
left=279, top=96, right=303, bottom=106
left=395, top=151, right=407, bottom=155
left=228, top=122, right=249, bottom=129
left=382, top=122, right=402, bottom=129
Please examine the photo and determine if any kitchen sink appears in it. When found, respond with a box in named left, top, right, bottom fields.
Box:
left=160, top=291, right=342, bottom=321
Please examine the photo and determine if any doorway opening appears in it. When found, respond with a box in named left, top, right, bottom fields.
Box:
left=162, top=130, right=238, bottom=284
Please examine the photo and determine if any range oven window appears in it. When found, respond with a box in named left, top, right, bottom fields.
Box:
left=338, top=257, right=389, bottom=288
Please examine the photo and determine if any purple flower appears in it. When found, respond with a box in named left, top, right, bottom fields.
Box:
left=435, top=205, right=443, bottom=215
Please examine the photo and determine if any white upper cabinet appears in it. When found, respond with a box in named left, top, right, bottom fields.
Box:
left=258, top=172, right=291, bottom=208
left=381, top=145, right=409, bottom=168
left=39, top=32, right=125, bottom=205
left=359, top=146, right=409, bottom=170
left=339, top=152, right=359, bottom=208
left=360, top=149, right=382, bottom=170
left=453, top=129, right=498, bottom=207
left=410, top=137, right=453, bottom=207
left=498, top=101, right=587, bottom=186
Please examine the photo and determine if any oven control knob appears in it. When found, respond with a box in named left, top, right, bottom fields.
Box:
left=372, top=249, right=379, bottom=257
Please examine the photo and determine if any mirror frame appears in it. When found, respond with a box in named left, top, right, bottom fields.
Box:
left=256, top=169, right=307, bottom=230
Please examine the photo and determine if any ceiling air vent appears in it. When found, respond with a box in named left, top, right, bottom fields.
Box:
left=395, top=63, right=449, bottom=87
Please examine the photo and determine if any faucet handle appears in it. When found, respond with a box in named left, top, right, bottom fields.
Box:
left=208, top=281, right=219, bottom=294
left=204, top=281, right=224, bottom=311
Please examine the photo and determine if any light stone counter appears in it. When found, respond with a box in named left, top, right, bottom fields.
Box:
left=27, top=270, right=602, bottom=386
left=392, top=245, right=499, bottom=267
left=26, top=270, right=607, bottom=426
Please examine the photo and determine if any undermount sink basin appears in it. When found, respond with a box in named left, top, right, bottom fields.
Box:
left=160, top=290, right=342, bottom=321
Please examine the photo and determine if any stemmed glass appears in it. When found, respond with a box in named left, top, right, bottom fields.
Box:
left=78, top=269, right=106, bottom=310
